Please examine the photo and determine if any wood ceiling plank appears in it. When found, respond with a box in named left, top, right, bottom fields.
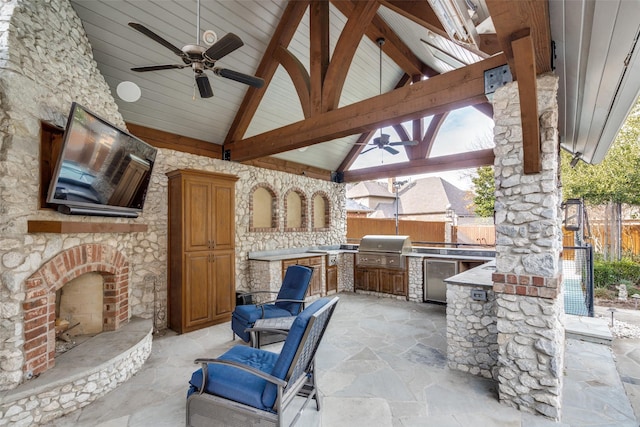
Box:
left=342, top=149, right=495, bottom=182
left=321, top=0, right=380, bottom=111
left=485, top=0, right=551, bottom=79
left=310, top=0, right=330, bottom=115
left=224, top=0, right=309, bottom=144
left=512, top=30, right=541, bottom=174
left=274, top=46, right=312, bottom=118
left=225, top=53, right=506, bottom=161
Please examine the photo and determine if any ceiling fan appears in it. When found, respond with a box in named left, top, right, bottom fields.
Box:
left=128, top=0, right=264, bottom=98
left=360, top=38, right=418, bottom=155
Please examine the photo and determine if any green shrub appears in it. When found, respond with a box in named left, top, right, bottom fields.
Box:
left=593, top=287, right=613, bottom=299
left=593, top=259, right=640, bottom=288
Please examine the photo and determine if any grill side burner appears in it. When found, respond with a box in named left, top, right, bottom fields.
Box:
left=356, top=235, right=412, bottom=270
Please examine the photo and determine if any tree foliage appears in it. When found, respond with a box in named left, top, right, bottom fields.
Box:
left=470, top=165, right=495, bottom=217
left=562, top=100, right=640, bottom=205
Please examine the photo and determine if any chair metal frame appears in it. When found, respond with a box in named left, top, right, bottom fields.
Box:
left=187, top=297, right=339, bottom=427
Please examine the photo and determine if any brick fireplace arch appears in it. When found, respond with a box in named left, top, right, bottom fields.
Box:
left=22, top=244, right=129, bottom=376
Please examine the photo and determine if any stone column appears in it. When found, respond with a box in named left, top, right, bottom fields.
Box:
left=491, top=74, right=564, bottom=420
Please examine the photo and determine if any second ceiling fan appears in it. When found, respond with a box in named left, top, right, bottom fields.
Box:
left=128, top=0, right=264, bottom=98
left=360, top=37, right=418, bottom=155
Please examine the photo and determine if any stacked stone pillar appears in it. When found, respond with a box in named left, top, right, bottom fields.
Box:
left=492, top=74, right=564, bottom=420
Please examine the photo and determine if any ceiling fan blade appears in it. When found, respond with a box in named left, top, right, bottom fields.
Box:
left=214, top=68, right=265, bottom=88
left=195, top=74, right=214, bottom=98
left=131, top=64, right=187, bottom=72
left=361, top=147, right=377, bottom=154
left=389, top=140, right=419, bottom=146
left=203, top=33, right=244, bottom=61
left=128, top=22, right=185, bottom=57
left=384, top=146, right=400, bottom=155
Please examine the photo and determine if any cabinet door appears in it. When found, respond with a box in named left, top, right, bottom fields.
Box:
left=213, top=250, right=235, bottom=317
left=379, top=270, right=393, bottom=294
left=308, top=257, right=323, bottom=296
left=213, top=184, right=234, bottom=250
left=354, top=267, right=366, bottom=291
left=184, top=179, right=213, bottom=252
left=364, top=269, right=379, bottom=292
left=184, top=252, right=214, bottom=328
left=391, top=271, right=407, bottom=296
left=326, top=266, right=338, bottom=293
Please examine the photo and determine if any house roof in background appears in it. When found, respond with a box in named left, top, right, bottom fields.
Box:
left=346, top=181, right=393, bottom=199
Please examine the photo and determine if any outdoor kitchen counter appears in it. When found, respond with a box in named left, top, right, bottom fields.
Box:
left=444, top=260, right=496, bottom=288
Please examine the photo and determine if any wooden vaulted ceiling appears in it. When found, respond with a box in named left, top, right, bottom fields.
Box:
left=128, top=0, right=551, bottom=182
left=219, top=0, right=551, bottom=182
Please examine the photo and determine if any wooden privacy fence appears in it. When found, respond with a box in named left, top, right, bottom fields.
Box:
left=346, top=218, right=496, bottom=247
left=346, top=218, right=445, bottom=244
left=563, top=223, right=640, bottom=257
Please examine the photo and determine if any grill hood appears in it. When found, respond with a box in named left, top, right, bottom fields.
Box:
left=358, top=235, right=412, bottom=254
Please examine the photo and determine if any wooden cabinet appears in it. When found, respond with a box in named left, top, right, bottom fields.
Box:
left=355, top=266, right=407, bottom=297
left=167, top=169, right=238, bottom=333
left=282, top=256, right=324, bottom=297
left=326, top=265, right=338, bottom=293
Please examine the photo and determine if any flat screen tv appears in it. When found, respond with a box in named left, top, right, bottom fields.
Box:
left=47, top=102, right=157, bottom=218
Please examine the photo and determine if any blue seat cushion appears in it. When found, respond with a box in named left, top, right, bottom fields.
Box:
left=233, top=304, right=294, bottom=323
left=188, top=346, right=279, bottom=411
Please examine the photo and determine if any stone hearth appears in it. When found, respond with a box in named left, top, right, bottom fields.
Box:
left=22, top=244, right=129, bottom=378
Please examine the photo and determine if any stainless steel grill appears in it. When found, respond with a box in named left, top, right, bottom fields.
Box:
left=356, top=235, right=412, bottom=270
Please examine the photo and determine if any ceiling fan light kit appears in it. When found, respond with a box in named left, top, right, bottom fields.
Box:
left=127, top=0, right=264, bottom=98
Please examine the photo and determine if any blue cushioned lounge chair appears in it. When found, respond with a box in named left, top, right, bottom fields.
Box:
left=232, top=264, right=313, bottom=344
left=187, top=296, right=339, bottom=427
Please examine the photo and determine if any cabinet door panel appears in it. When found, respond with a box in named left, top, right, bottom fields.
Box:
left=184, top=253, right=213, bottom=327
left=326, top=266, right=338, bottom=293
left=185, top=180, right=212, bottom=252
left=214, top=185, right=234, bottom=250
left=214, top=251, right=234, bottom=316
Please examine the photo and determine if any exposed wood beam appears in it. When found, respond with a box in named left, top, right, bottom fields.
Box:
left=405, top=73, right=424, bottom=160
left=473, top=102, right=494, bottom=118
left=310, top=0, right=330, bottom=115
left=342, top=149, right=495, bottom=182
left=322, top=0, right=380, bottom=111
left=408, top=112, right=447, bottom=160
left=242, top=157, right=333, bottom=181
left=274, top=46, right=311, bottom=118
left=224, top=1, right=309, bottom=143
left=337, top=130, right=377, bottom=172
left=336, top=73, right=412, bottom=172
left=225, top=54, right=506, bottom=162
left=512, top=30, right=540, bottom=174
left=331, top=1, right=431, bottom=77
left=379, top=0, right=447, bottom=39
left=126, top=123, right=221, bottom=159
left=380, top=0, right=488, bottom=59
left=485, top=0, right=551, bottom=79
left=478, top=33, right=501, bottom=55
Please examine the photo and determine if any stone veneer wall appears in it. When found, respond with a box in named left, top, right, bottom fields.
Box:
left=491, top=74, right=565, bottom=420
left=0, top=0, right=345, bottom=391
left=446, top=284, right=498, bottom=379
left=407, top=257, right=423, bottom=302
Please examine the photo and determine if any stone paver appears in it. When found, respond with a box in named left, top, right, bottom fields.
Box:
left=51, top=294, right=638, bottom=426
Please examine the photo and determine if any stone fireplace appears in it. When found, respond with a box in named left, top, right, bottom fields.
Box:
left=22, top=243, right=129, bottom=378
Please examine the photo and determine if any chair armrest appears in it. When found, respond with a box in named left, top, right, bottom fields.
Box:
left=193, top=358, right=287, bottom=394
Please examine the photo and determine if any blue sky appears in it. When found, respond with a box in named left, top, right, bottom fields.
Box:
left=349, top=106, right=494, bottom=190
